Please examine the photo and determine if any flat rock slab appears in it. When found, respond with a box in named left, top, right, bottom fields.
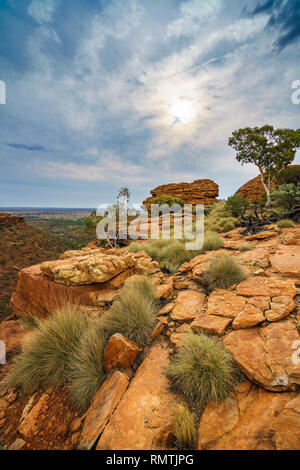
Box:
left=270, top=245, right=300, bottom=278
left=192, top=314, right=232, bottom=336
left=224, top=320, right=300, bottom=391
left=206, top=290, right=247, bottom=318
left=280, top=228, right=300, bottom=245
left=96, top=343, right=178, bottom=450
left=197, top=381, right=299, bottom=450
left=235, top=276, right=298, bottom=298
left=79, top=371, right=129, bottom=450
left=170, top=291, right=205, bottom=322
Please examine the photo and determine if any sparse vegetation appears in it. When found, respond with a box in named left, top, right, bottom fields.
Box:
left=173, top=404, right=197, bottom=450
left=100, top=276, right=157, bottom=347
left=167, top=333, right=238, bottom=406
left=276, top=219, right=296, bottom=228
left=2, top=306, right=105, bottom=410
left=238, top=243, right=254, bottom=252
left=225, top=193, right=250, bottom=217
left=202, top=231, right=224, bottom=252
left=203, top=253, right=247, bottom=291
left=153, top=195, right=185, bottom=208
left=204, top=201, right=238, bottom=233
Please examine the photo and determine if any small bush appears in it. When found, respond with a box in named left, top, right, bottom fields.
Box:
left=124, top=274, right=156, bottom=302
left=202, top=231, right=224, bottom=252
left=167, top=333, right=238, bottom=406
left=225, top=194, right=250, bottom=217
left=238, top=243, right=254, bottom=252
left=128, top=242, right=145, bottom=253
left=101, top=276, right=156, bottom=347
left=222, top=220, right=236, bottom=233
left=153, top=195, right=185, bottom=208
left=68, top=323, right=105, bottom=411
left=276, top=219, right=296, bottom=228
left=3, top=306, right=106, bottom=410
left=203, top=253, right=247, bottom=291
left=173, top=404, right=197, bottom=450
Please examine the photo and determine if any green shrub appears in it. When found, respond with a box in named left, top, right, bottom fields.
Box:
left=129, top=239, right=191, bottom=274
left=173, top=404, right=197, bottom=450
left=124, top=274, right=156, bottom=302
left=277, top=166, right=300, bottom=185
left=225, top=194, right=250, bottom=217
left=203, top=254, right=247, bottom=290
left=101, top=276, right=156, bottom=347
left=167, top=333, right=238, bottom=406
left=276, top=219, right=296, bottom=228
left=238, top=243, right=254, bottom=252
left=68, top=324, right=105, bottom=411
left=202, top=231, right=224, bottom=252
left=3, top=306, right=105, bottom=410
left=153, top=195, right=185, bottom=208
left=222, top=220, right=236, bottom=233
left=271, top=183, right=300, bottom=210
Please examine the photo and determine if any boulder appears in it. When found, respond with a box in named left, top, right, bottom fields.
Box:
left=197, top=380, right=299, bottom=450
left=280, top=228, right=300, bottom=246
left=224, top=320, right=300, bottom=391
left=170, top=291, right=205, bottom=322
left=79, top=371, right=129, bottom=450
left=104, top=334, right=139, bottom=372
left=143, top=179, right=219, bottom=211
left=40, top=253, right=136, bottom=285
left=96, top=343, right=178, bottom=450
left=191, top=314, right=232, bottom=336
left=155, top=284, right=173, bottom=300
left=234, top=175, right=268, bottom=203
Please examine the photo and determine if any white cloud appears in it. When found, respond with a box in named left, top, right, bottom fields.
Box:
left=28, top=0, right=59, bottom=24
left=167, top=0, right=222, bottom=38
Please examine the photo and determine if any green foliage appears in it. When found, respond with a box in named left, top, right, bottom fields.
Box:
left=271, top=183, right=300, bottom=210
left=167, top=333, right=238, bottom=405
left=84, top=210, right=103, bottom=234
left=225, top=194, right=250, bottom=217
left=3, top=306, right=105, bottom=410
left=117, top=187, right=131, bottom=202
left=238, top=243, right=254, bottom=252
left=153, top=195, right=185, bottom=208
left=101, top=276, right=157, bottom=347
left=277, top=166, right=300, bottom=185
left=204, top=201, right=237, bottom=233
left=229, top=125, right=300, bottom=205
left=68, top=324, right=105, bottom=411
left=202, top=231, right=224, bottom=252
left=203, top=253, right=247, bottom=291
left=276, top=219, right=296, bottom=228
left=173, top=405, right=197, bottom=450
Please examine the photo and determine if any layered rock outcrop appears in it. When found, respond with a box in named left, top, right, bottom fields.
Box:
left=143, top=179, right=219, bottom=210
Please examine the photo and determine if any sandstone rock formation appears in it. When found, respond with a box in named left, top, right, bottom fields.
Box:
left=104, top=334, right=139, bottom=372
left=197, top=380, right=299, bottom=450
left=96, top=342, right=178, bottom=450
left=143, top=179, right=219, bottom=210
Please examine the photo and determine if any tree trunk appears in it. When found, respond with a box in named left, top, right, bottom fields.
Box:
left=258, top=170, right=271, bottom=207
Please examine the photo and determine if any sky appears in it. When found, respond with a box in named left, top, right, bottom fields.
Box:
left=0, top=0, right=299, bottom=208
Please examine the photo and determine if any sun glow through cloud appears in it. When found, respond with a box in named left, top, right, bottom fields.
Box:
left=170, top=98, right=197, bottom=124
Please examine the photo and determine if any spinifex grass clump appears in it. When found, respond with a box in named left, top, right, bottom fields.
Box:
left=276, top=219, right=296, bottom=228
left=173, top=404, right=197, bottom=450
left=128, top=232, right=224, bottom=274
left=167, top=333, right=238, bottom=407
left=3, top=305, right=105, bottom=410
left=203, top=253, right=247, bottom=291
left=101, top=275, right=157, bottom=347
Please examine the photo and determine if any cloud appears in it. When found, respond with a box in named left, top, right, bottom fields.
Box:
left=167, top=0, right=222, bottom=38
left=28, top=0, right=59, bottom=24
left=251, top=0, right=300, bottom=50
left=5, top=143, right=48, bottom=152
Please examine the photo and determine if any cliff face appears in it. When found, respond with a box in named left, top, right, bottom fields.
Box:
left=143, top=179, right=219, bottom=210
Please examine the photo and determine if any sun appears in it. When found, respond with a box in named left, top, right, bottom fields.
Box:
left=170, top=98, right=197, bottom=124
